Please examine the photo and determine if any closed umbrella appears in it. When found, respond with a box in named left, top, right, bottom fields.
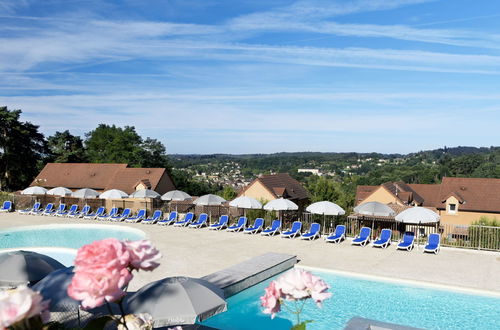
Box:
left=72, top=188, right=99, bottom=199
left=21, top=186, right=48, bottom=195
left=129, top=189, right=160, bottom=199
left=99, top=189, right=128, bottom=199
left=395, top=206, right=440, bottom=248
left=0, top=250, right=65, bottom=288
left=229, top=196, right=262, bottom=218
left=306, top=201, right=345, bottom=234
left=46, top=187, right=73, bottom=197
left=125, top=277, right=227, bottom=327
left=354, top=201, right=395, bottom=217
left=194, top=194, right=226, bottom=221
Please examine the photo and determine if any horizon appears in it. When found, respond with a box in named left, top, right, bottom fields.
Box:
left=2, top=0, right=500, bottom=154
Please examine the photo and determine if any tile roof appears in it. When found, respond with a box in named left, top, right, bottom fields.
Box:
left=355, top=185, right=378, bottom=204
left=241, top=173, right=310, bottom=201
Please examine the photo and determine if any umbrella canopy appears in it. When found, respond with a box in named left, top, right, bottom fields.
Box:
left=354, top=201, right=396, bottom=217
left=263, top=198, right=298, bottom=211
left=71, top=188, right=99, bottom=199
left=125, top=277, right=227, bottom=327
left=0, top=250, right=65, bottom=288
left=395, top=206, right=440, bottom=224
left=161, top=190, right=192, bottom=201
left=46, top=187, right=73, bottom=197
left=21, top=186, right=48, bottom=195
left=229, top=196, right=262, bottom=209
left=306, top=201, right=345, bottom=216
left=193, top=194, right=226, bottom=206
left=99, top=189, right=128, bottom=199
left=32, top=266, right=78, bottom=311
left=129, top=189, right=161, bottom=199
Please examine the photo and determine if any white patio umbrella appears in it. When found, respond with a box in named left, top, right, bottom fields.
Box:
left=161, top=190, right=192, bottom=201
left=46, top=187, right=72, bottom=197
left=395, top=206, right=440, bottom=248
left=129, top=189, right=160, bottom=199
left=229, top=196, right=262, bottom=218
left=21, top=186, right=48, bottom=195
left=99, top=189, right=128, bottom=199
left=354, top=201, right=395, bottom=217
left=306, top=201, right=345, bottom=234
left=193, top=194, right=226, bottom=221
left=263, top=198, right=298, bottom=211
left=71, top=188, right=99, bottom=199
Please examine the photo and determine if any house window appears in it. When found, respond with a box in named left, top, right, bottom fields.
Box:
left=448, top=203, right=457, bottom=214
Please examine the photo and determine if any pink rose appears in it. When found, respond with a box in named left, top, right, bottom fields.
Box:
left=74, top=238, right=131, bottom=272
left=276, top=269, right=332, bottom=304
left=0, top=286, right=50, bottom=328
left=68, top=267, right=132, bottom=309
left=125, top=240, right=161, bottom=271
left=260, top=280, right=282, bottom=319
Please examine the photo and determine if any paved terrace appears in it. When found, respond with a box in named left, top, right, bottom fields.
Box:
left=1, top=213, right=499, bottom=294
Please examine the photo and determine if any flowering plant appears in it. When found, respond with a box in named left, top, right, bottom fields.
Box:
left=260, top=268, right=332, bottom=330
left=0, top=286, right=50, bottom=330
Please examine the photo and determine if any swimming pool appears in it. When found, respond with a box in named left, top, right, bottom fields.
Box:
left=201, top=267, right=500, bottom=330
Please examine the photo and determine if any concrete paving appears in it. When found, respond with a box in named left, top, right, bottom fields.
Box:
left=1, top=213, right=499, bottom=294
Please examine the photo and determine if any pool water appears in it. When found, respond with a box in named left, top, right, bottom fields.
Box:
left=201, top=269, right=500, bottom=330
left=0, top=224, right=146, bottom=250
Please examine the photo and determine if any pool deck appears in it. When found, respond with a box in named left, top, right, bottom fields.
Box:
left=1, top=213, right=499, bottom=294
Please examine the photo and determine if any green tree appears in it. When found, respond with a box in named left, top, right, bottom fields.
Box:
left=219, top=185, right=237, bottom=200
left=306, top=176, right=339, bottom=203
left=139, top=137, right=170, bottom=168
left=47, top=130, right=87, bottom=163
left=0, top=107, right=47, bottom=191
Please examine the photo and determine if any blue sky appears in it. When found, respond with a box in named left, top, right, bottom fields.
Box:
left=1, top=0, right=500, bottom=154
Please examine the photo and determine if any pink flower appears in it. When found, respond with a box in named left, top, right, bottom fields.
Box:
left=68, top=267, right=132, bottom=309
left=74, top=238, right=131, bottom=272
left=276, top=268, right=332, bottom=305
left=260, top=280, right=282, bottom=319
left=0, top=286, right=50, bottom=328
left=125, top=240, right=161, bottom=271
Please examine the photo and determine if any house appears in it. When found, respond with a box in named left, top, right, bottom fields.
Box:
left=238, top=173, right=310, bottom=208
left=355, top=177, right=500, bottom=225
left=31, top=163, right=175, bottom=195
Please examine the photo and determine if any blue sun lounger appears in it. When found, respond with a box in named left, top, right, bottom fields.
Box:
left=397, top=232, right=415, bottom=251
left=97, top=207, right=118, bottom=221
left=281, top=221, right=302, bottom=238
left=173, top=212, right=194, bottom=227
left=58, top=204, right=78, bottom=217
left=244, top=218, right=264, bottom=234
left=325, top=225, right=346, bottom=243
left=83, top=206, right=105, bottom=220
left=46, top=203, right=65, bottom=216
left=300, top=223, right=321, bottom=240
left=69, top=205, right=90, bottom=218
left=208, top=215, right=229, bottom=230
left=125, top=209, right=147, bottom=223
left=141, top=210, right=162, bottom=224
left=35, top=203, right=54, bottom=216
left=226, top=217, right=247, bottom=232
left=372, top=229, right=392, bottom=249
left=19, top=202, right=41, bottom=215
left=423, top=233, right=441, bottom=254
left=110, top=208, right=131, bottom=222
left=261, top=219, right=281, bottom=236
left=157, top=211, right=178, bottom=226
left=189, top=213, right=209, bottom=228
left=0, top=201, right=12, bottom=212
left=351, top=227, right=371, bottom=246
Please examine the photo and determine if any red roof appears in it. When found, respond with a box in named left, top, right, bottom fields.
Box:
left=240, top=173, right=309, bottom=201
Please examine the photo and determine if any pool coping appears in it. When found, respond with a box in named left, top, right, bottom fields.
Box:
left=297, top=265, right=500, bottom=298
left=0, top=223, right=147, bottom=238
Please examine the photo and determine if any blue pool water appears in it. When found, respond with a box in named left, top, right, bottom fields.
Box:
left=202, top=268, right=500, bottom=330
left=0, top=224, right=146, bottom=250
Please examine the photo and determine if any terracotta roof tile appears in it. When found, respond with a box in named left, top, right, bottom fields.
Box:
left=241, top=173, right=309, bottom=201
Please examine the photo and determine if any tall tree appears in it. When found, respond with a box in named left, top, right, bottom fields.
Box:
left=47, top=130, right=87, bottom=163
left=0, top=107, right=47, bottom=191
left=139, top=137, right=170, bottom=168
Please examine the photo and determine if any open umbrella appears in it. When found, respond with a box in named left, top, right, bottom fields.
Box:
left=194, top=194, right=226, bottom=221
left=263, top=198, right=298, bottom=211
left=125, top=277, right=227, bottom=327
left=306, top=201, right=345, bottom=234
left=354, top=201, right=395, bottom=217
left=0, top=250, right=65, bottom=288
left=99, top=189, right=128, bottom=199
left=129, top=189, right=160, bottom=198
left=21, top=186, right=48, bottom=195
left=161, top=190, right=192, bottom=201
left=46, top=187, right=73, bottom=197
left=395, top=206, right=440, bottom=248
left=229, top=196, right=262, bottom=218
left=72, top=188, right=99, bottom=199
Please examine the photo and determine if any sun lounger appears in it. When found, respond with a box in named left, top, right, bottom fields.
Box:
left=110, top=208, right=131, bottom=222
left=189, top=213, right=209, bottom=228
left=83, top=206, right=105, bottom=220
left=423, top=233, right=441, bottom=254
left=397, top=232, right=415, bottom=251
left=208, top=215, right=229, bottom=230
left=57, top=204, right=78, bottom=217
left=68, top=205, right=90, bottom=218
left=244, top=218, right=265, bottom=234
left=45, top=203, right=64, bottom=216
left=261, top=219, right=281, bottom=236
left=35, top=203, right=54, bottom=216
left=97, top=207, right=118, bottom=221
left=325, top=225, right=346, bottom=243
left=124, top=209, right=146, bottom=223
left=281, top=221, right=302, bottom=238
left=0, top=201, right=12, bottom=212
left=300, top=223, right=321, bottom=240
left=141, top=210, right=162, bottom=224
left=351, top=227, right=371, bottom=246
left=173, top=212, right=194, bottom=227
left=157, top=211, right=178, bottom=226
left=226, top=217, right=247, bottom=232
left=372, top=229, right=392, bottom=249
left=19, top=202, right=41, bottom=215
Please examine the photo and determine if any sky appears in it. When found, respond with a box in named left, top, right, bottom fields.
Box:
left=1, top=0, right=500, bottom=154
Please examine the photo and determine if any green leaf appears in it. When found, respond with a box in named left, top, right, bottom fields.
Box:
left=82, top=315, right=116, bottom=330
left=291, top=320, right=313, bottom=330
